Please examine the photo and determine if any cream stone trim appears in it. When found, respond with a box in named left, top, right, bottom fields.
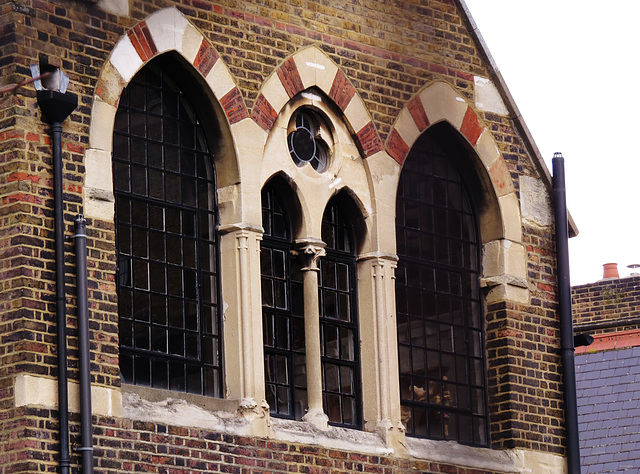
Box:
left=295, top=239, right=329, bottom=430
left=291, top=46, right=339, bottom=94
left=206, top=59, right=239, bottom=100
left=406, top=437, right=518, bottom=472
left=520, top=174, right=554, bottom=228
left=499, top=192, right=524, bottom=243
left=86, top=7, right=243, bottom=220
left=393, top=107, right=421, bottom=151
left=509, top=448, right=567, bottom=474
left=84, top=147, right=115, bottom=220
left=357, top=254, right=406, bottom=452
left=387, top=81, right=528, bottom=302
left=145, top=8, right=190, bottom=53
left=419, top=81, right=468, bottom=129
left=14, top=374, right=122, bottom=418
left=256, top=45, right=380, bottom=156
left=219, top=225, right=265, bottom=404
left=474, top=76, right=509, bottom=116
left=110, top=35, right=143, bottom=83
left=482, top=240, right=528, bottom=288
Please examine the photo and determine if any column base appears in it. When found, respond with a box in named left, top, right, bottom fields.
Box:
left=376, top=419, right=408, bottom=455
left=237, top=397, right=271, bottom=437
left=302, top=408, right=329, bottom=430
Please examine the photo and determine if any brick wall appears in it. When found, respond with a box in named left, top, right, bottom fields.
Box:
left=0, top=0, right=566, bottom=471
left=3, top=407, right=514, bottom=474
left=572, top=275, right=640, bottom=334
left=485, top=226, right=563, bottom=453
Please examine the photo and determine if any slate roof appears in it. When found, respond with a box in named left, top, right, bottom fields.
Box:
left=575, top=346, right=640, bottom=473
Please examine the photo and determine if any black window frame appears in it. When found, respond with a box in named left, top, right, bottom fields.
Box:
left=319, top=197, right=362, bottom=429
left=395, top=131, right=489, bottom=447
left=113, top=59, right=224, bottom=397
left=261, top=183, right=307, bottom=420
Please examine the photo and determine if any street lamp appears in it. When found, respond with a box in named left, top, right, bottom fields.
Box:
left=31, top=63, right=78, bottom=474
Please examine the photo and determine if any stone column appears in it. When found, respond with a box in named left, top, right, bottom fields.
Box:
left=358, top=252, right=406, bottom=451
left=218, top=223, right=269, bottom=433
left=296, top=239, right=329, bottom=430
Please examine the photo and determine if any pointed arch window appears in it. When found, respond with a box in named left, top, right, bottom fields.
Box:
left=261, top=184, right=307, bottom=419
left=396, top=132, right=488, bottom=446
left=113, top=60, right=223, bottom=397
left=320, top=197, right=361, bottom=429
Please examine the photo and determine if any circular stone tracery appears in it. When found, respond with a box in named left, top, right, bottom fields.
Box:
left=288, top=109, right=329, bottom=172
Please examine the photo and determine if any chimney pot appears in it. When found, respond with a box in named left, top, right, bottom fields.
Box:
left=603, top=263, right=620, bottom=279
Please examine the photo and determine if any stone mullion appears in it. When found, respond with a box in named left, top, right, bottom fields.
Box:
left=296, top=239, right=329, bottom=430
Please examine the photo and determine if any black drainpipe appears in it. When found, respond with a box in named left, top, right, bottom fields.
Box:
left=552, top=153, right=581, bottom=474
left=36, top=89, right=78, bottom=474
left=73, top=214, right=94, bottom=474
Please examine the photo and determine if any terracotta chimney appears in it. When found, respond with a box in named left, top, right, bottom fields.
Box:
left=603, top=263, right=619, bottom=279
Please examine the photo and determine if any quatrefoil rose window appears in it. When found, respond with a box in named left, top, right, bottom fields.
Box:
left=287, top=108, right=331, bottom=172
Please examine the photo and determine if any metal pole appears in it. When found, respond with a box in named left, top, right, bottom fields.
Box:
left=74, top=215, right=94, bottom=474
left=53, top=120, right=71, bottom=474
left=552, top=153, right=581, bottom=474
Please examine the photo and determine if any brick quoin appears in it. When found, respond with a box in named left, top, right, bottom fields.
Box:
left=356, top=121, right=383, bottom=158
left=7, top=173, right=41, bottom=184
left=386, top=129, right=409, bottom=165
left=460, top=106, right=484, bottom=145
left=128, top=21, right=157, bottom=62
left=407, top=95, right=430, bottom=132
left=329, top=69, right=356, bottom=112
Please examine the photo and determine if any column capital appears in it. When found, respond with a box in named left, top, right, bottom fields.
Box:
left=217, top=222, right=264, bottom=236
left=294, top=239, right=326, bottom=271
left=357, top=251, right=399, bottom=265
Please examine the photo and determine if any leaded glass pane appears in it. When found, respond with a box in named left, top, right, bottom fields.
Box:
left=114, top=60, right=223, bottom=397
left=261, top=184, right=307, bottom=420
left=319, top=198, right=361, bottom=429
left=396, top=132, right=488, bottom=446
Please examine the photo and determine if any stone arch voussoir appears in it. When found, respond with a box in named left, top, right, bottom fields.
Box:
left=86, top=7, right=245, bottom=220
left=387, top=81, right=528, bottom=303
left=250, top=45, right=383, bottom=159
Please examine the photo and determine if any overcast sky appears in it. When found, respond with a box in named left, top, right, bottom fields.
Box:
left=464, top=1, right=640, bottom=285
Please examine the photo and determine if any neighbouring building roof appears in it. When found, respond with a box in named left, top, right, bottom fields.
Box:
left=575, top=346, right=640, bottom=473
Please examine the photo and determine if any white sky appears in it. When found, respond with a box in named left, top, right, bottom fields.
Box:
left=465, top=1, right=640, bottom=285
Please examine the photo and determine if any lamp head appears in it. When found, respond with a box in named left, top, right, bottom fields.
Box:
left=31, top=63, right=77, bottom=124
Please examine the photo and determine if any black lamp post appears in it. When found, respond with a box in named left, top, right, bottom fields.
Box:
left=32, top=64, right=77, bottom=474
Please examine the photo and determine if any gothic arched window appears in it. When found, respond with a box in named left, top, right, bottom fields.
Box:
left=396, top=131, right=488, bottom=446
left=320, top=196, right=361, bottom=428
left=261, top=183, right=307, bottom=419
left=113, top=59, right=223, bottom=397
